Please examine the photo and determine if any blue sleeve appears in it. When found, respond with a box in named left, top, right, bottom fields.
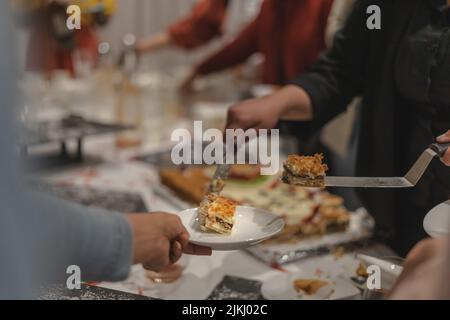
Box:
left=0, top=3, right=132, bottom=298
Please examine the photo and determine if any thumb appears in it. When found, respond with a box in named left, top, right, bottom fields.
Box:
left=437, top=130, right=450, bottom=143
left=164, top=215, right=188, bottom=240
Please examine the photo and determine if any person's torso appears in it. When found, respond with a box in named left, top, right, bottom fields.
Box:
left=353, top=0, right=450, bottom=246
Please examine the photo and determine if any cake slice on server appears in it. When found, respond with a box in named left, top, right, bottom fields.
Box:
left=282, top=153, right=329, bottom=188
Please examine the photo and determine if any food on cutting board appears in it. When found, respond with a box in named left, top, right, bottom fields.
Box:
left=159, top=167, right=209, bottom=204
left=282, top=153, right=328, bottom=188
left=199, top=193, right=236, bottom=235
left=158, top=165, right=263, bottom=204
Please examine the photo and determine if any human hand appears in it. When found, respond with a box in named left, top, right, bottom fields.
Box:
left=226, top=85, right=313, bottom=131
left=388, top=238, right=450, bottom=300
left=226, top=96, right=282, bottom=131
left=437, top=130, right=450, bottom=166
left=127, top=213, right=211, bottom=272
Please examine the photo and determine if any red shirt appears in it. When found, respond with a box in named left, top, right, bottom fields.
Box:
left=168, top=0, right=229, bottom=49
left=196, top=0, right=334, bottom=84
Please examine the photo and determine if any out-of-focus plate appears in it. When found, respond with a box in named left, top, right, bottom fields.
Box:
left=176, top=206, right=285, bottom=251
left=424, top=200, right=450, bottom=238
left=261, top=272, right=360, bottom=300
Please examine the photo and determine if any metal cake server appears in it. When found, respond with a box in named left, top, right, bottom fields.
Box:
left=207, top=144, right=232, bottom=194
left=324, top=142, right=449, bottom=188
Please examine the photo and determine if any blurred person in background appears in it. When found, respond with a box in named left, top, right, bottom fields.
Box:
left=180, top=0, right=334, bottom=89
left=1, top=3, right=210, bottom=299
left=136, top=0, right=230, bottom=54
left=225, top=0, right=450, bottom=256
left=11, top=0, right=117, bottom=77
left=135, top=0, right=262, bottom=54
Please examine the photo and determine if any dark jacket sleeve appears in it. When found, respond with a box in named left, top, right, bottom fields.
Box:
left=291, top=0, right=369, bottom=130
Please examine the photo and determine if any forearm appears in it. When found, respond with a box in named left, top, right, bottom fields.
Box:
left=273, top=85, right=314, bottom=121
left=136, top=33, right=172, bottom=54
left=195, top=19, right=259, bottom=76
left=27, top=192, right=133, bottom=283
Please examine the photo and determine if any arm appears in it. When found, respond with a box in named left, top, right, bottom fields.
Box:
left=136, top=0, right=228, bottom=53
left=24, top=192, right=133, bottom=282
left=325, top=0, right=358, bottom=49
left=194, top=16, right=259, bottom=76
left=168, top=0, right=229, bottom=49
left=23, top=192, right=211, bottom=284
left=226, top=0, right=369, bottom=131
left=181, top=16, right=259, bottom=91
left=388, top=238, right=450, bottom=300
left=0, top=4, right=210, bottom=297
left=290, top=0, right=367, bottom=129
left=136, top=32, right=172, bottom=54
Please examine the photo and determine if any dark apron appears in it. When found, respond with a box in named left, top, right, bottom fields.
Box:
left=391, top=0, right=450, bottom=253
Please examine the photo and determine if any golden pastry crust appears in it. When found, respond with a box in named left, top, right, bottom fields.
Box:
left=207, top=195, right=236, bottom=222
left=284, top=154, right=328, bottom=178
left=320, top=193, right=344, bottom=207
left=159, top=168, right=209, bottom=204
left=200, top=193, right=236, bottom=235
left=282, top=154, right=328, bottom=188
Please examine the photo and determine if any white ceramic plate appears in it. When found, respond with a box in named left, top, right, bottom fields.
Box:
left=176, top=206, right=285, bottom=251
left=424, top=200, right=450, bottom=238
left=261, top=272, right=360, bottom=300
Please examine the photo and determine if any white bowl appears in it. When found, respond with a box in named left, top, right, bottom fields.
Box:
left=176, top=206, right=284, bottom=251
left=424, top=200, right=450, bottom=238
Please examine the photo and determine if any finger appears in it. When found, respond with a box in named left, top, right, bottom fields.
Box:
left=165, top=215, right=187, bottom=239
left=142, top=262, right=156, bottom=272
left=170, top=240, right=183, bottom=264
left=183, top=243, right=212, bottom=256
left=402, top=239, right=436, bottom=271
left=226, top=119, right=259, bottom=132
left=442, top=151, right=450, bottom=166
left=437, top=130, right=450, bottom=143
left=254, top=121, right=274, bottom=131
left=177, top=232, right=190, bottom=249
